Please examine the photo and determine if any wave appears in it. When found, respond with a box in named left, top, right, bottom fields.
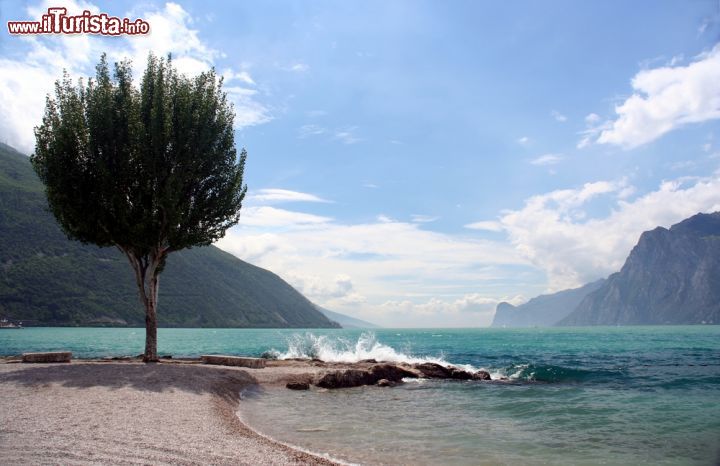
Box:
left=496, top=363, right=627, bottom=383
left=264, top=332, right=456, bottom=367
left=263, top=332, right=625, bottom=384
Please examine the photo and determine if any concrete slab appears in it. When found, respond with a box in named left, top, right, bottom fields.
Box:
left=21, top=352, right=72, bottom=363
left=201, top=355, right=266, bottom=368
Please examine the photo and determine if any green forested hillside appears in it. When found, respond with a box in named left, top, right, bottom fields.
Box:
left=0, top=143, right=339, bottom=328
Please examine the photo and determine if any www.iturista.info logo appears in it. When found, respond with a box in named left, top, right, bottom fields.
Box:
left=7, top=7, right=150, bottom=35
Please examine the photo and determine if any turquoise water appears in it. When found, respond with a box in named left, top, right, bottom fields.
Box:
left=2, top=327, right=720, bottom=465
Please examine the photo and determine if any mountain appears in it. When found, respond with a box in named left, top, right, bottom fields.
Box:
left=0, top=142, right=339, bottom=328
left=318, top=306, right=380, bottom=329
left=491, top=279, right=605, bottom=327
left=559, top=212, right=720, bottom=325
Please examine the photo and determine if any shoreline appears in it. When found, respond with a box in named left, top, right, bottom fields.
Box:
left=0, top=360, right=344, bottom=465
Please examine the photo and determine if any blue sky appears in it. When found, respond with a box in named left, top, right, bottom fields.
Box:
left=2, top=0, right=720, bottom=326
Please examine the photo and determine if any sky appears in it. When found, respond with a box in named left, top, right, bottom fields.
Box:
left=1, top=0, right=720, bottom=327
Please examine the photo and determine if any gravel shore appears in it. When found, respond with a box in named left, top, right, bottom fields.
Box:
left=0, top=361, right=341, bottom=465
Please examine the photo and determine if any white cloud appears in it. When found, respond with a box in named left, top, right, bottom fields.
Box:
left=248, top=189, right=331, bottom=204
left=289, top=63, right=309, bottom=72
left=223, top=69, right=255, bottom=85
left=298, top=124, right=361, bottom=144
left=224, top=86, right=272, bottom=129
left=668, top=160, right=697, bottom=171
left=499, top=174, right=720, bottom=291
left=218, top=172, right=720, bottom=326
left=699, top=22, right=708, bottom=35
left=216, top=212, right=528, bottom=326
left=597, top=44, right=720, bottom=149
left=576, top=136, right=592, bottom=150
left=585, top=113, right=601, bottom=124
left=551, top=110, right=568, bottom=122
left=290, top=274, right=366, bottom=306
left=334, top=126, right=362, bottom=144
left=517, top=136, right=530, bottom=145
left=298, top=124, right=327, bottom=138
left=240, top=206, right=332, bottom=227
left=373, top=294, right=525, bottom=327
left=410, top=214, right=439, bottom=223
left=0, top=1, right=270, bottom=153
left=0, top=57, right=61, bottom=153
left=464, top=220, right=504, bottom=232
left=668, top=54, right=684, bottom=66
left=577, top=113, right=612, bottom=149
left=530, top=153, right=564, bottom=166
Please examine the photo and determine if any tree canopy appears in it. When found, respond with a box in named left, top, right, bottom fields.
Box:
left=32, top=54, right=247, bottom=360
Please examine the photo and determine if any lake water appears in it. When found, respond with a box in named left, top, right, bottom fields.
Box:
left=2, top=326, right=719, bottom=465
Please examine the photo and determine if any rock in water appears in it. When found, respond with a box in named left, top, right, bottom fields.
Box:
left=473, top=370, right=492, bottom=381
left=316, top=369, right=377, bottom=389
left=370, top=364, right=418, bottom=381
left=314, top=363, right=487, bottom=389
left=449, top=368, right=473, bottom=380
left=315, top=364, right=418, bottom=389
left=286, top=381, right=311, bottom=390
left=413, top=363, right=453, bottom=378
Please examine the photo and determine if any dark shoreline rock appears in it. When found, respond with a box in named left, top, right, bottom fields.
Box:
left=473, top=370, right=492, bottom=381
left=286, top=381, right=311, bottom=390
left=414, top=362, right=453, bottom=378
left=309, top=361, right=491, bottom=389
left=316, top=369, right=376, bottom=389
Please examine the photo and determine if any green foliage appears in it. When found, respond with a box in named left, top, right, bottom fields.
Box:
left=31, top=54, right=251, bottom=358
left=0, top=143, right=338, bottom=328
left=32, top=54, right=247, bottom=258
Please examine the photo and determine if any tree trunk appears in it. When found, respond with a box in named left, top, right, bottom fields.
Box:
left=143, top=260, right=161, bottom=363
left=143, top=277, right=159, bottom=362
left=121, top=247, right=162, bottom=363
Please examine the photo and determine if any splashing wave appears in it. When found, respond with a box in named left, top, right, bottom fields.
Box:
left=264, top=332, right=454, bottom=366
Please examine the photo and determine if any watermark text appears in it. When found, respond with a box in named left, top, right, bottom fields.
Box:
left=8, top=8, right=150, bottom=35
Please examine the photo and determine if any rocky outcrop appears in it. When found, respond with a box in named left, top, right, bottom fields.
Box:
left=312, top=362, right=491, bottom=389
left=286, top=381, right=311, bottom=390
left=413, top=362, right=479, bottom=380
left=414, top=362, right=453, bottom=378
left=316, top=369, right=379, bottom=389
left=491, top=279, right=605, bottom=327
left=315, top=363, right=418, bottom=389
left=560, top=212, right=720, bottom=325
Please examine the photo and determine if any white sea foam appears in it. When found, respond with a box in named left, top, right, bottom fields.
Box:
left=268, top=332, right=458, bottom=367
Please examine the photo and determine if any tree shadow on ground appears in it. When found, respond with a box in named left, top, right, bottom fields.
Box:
left=0, top=362, right=258, bottom=400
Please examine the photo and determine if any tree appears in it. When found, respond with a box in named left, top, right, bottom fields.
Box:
left=32, top=54, right=247, bottom=361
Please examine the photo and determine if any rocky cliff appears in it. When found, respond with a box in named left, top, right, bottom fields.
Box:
left=559, top=212, right=720, bottom=325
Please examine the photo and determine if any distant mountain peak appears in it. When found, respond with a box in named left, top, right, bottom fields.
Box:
left=559, top=211, right=720, bottom=326
left=491, top=279, right=605, bottom=327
